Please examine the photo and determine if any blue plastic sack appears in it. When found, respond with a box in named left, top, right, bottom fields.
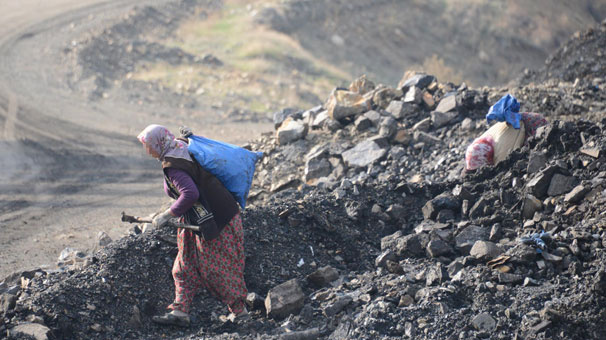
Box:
left=486, top=94, right=521, bottom=129
left=187, top=135, right=263, bottom=209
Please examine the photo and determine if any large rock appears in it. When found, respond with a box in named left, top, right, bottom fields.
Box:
left=471, top=313, right=496, bottom=332
left=527, top=152, right=547, bottom=174
left=522, top=194, right=543, bottom=219
left=526, top=166, right=557, bottom=198
left=422, top=194, right=460, bottom=220
left=265, top=279, right=305, bottom=319
left=430, top=110, right=458, bottom=128
left=306, top=266, right=339, bottom=287
left=385, top=100, right=415, bottom=119
left=326, top=88, right=371, bottom=120
left=547, top=174, right=577, bottom=196
left=304, top=158, right=331, bottom=184
left=396, top=233, right=428, bottom=257
left=403, top=86, right=423, bottom=104
left=565, top=185, right=590, bottom=203
left=8, top=323, right=51, bottom=340
left=273, top=108, right=300, bottom=129
left=276, top=118, right=307, bottom=145
left=398, top=73, right=435, bottom=90
left=470, top=241, right=503, bottom=260
left=435, top=94, right=457, bottom=113
left=1, top=293, right=17, bottom=316
left=341, top=140, right=387, bottom=168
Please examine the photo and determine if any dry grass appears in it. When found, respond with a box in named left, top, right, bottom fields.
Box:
left=131, top=0, right=351, bottom=116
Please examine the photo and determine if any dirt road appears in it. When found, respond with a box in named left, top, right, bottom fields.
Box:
left=0, top=0, right=213, bottom=278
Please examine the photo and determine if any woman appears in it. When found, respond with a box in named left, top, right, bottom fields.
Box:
left=465, top=95, right=548, bottom=171
left=137, top=124, right=249, bottom=327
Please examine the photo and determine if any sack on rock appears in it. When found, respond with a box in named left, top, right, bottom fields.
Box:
left=187, top=135, right=263, bottom=209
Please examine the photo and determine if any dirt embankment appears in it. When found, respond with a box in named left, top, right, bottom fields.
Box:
left=255, top=0, right=606, bottom=87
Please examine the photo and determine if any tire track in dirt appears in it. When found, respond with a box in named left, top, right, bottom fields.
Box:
left=1, top=90, right=17, bottom=141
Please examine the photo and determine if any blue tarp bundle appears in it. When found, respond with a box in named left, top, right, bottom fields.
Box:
left=187, top=135, right=263, bottom=209
left=486, top=94, right=521, bottom=129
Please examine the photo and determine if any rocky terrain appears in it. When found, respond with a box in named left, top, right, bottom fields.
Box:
left=2, top=17, right=606, bottom=340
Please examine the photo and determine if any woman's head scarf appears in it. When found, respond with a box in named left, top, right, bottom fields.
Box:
left=137, top=124, right=192, bottom=162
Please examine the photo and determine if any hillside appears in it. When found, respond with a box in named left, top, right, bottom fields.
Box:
left=2, top=19, right=606, bottom=340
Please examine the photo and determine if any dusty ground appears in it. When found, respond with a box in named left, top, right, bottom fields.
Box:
left=0, top=0, right=272, bottom=278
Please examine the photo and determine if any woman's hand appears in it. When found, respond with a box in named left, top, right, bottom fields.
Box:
left=152, top=209, right=174, bottom=228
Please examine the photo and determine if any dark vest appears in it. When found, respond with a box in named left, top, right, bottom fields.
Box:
left=162, top=156, right=239, bottom=240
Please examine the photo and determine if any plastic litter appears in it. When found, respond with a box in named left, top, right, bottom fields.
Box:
left=486, top=94, right=521, bottom=129
left=519, top=231, right=551, bottom=253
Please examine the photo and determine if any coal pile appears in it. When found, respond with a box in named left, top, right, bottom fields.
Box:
left=3, top=20, right=606, bottom=340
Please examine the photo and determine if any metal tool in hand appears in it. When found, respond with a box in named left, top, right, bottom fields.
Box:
left=121, top=212, right=200, bottom=232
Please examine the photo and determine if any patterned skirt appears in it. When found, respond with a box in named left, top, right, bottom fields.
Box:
left=168, top=213, right=247, bottom=314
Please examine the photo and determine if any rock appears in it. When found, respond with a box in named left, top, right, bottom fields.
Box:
left=527, top=152, right=548, bottom=174
left=349, top=75, right=375, bottom=95
left=372, top=87, right=403, bottom=109
left=398, top=73, right=435, bottom=90
left=526, top=166, right=557, bottom=198
left=304, top=158, right=331, bottom=184
left=455, top=226, right=490, bottom=254
left=127, top=305, right=143, bottom=329
left=412, top=117, right=432, bottom=132
left=580, top=147, right=600, bottom=158
left=265, top=279, right=306, bottom=319
left=375, top=249, right=397, bottom=268
left=471, top=313, right=496, bottom=332
left=435, top=94, right=457, bottom=113
left=468, top=196, right=489, bottom=219
left=395, top=234, right=426, bottom=257
left=460, top=118, right=474, bottom=131
left=547, top=174, right=577, bottom=196
left=398, top=295, right=415, bottom=307
left=413, top=131, right=441, bottom=144
left=323, top=295, right=353, bottom=317
left=341, top=140, right=387, bottom=168
left=564, top=185, right=590, bottom=203
left=379, top=116, right=397, bottom=138
left=354, top=115, right=372, bottom=131
left=311, top=110, right=329, bottom=129
left=430, top=110, right=458, bottom=128
left=381, top=230, right=403, bottom=251
left=522, top=195, right=543, bottom=219
left=273, top=108, right=300, bottom=129
left=246, top=292, right=266, bottom=311
left=422, top=194, right=460, bottom=220
left=8, top=323, right=51, bottom=340
left=1, top=293, right=17, bottom=316
left=470, top=241, right=503, bottom=260
left=425, top=264, right=448, bottom=286
left=393, top=129, right=412, bottom=144
left=280, top=328, right=320, bottom=340
left=276, top=118, right=307, bottom=145
left=403, top=86, right=423, bottom=104
left=498, top=273, right=524, bottom=284
left=96, top=231, right=112, bottom=247
left=385, top=100, right=415, bottom=119
left=426, top=239, right=453, bottom=258
left=363, top=110, right=382, bottom=126
left=306, top=266, right=339, bottom=287
left=326, top=89, right=371, bottom=120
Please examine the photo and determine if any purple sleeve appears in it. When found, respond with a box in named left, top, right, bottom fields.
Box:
left=164, top=168, right=200, bottom=217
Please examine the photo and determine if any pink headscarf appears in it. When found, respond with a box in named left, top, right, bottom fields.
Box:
left=465, top=136, right=494, bottom=171
left=137, top=124, right=192, bottom=162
